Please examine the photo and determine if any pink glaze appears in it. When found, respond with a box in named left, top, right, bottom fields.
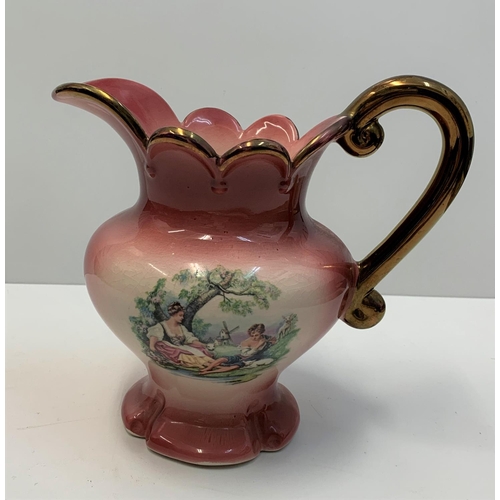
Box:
left=53, top=78, right=358, bottom=465
left=122, top=376, right=300, bottom=465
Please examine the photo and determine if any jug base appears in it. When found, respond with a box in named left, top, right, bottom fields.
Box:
left=121, top=376, right=300, bottom=466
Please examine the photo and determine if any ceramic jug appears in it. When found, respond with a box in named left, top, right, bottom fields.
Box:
left=52, top=76, right=473, bottom=465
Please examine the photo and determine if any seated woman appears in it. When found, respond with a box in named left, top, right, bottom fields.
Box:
left=200, top=323, right=276, bottom=375
left=147, top=302, right=214, bottom=370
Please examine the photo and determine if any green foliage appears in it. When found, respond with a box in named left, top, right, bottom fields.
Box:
left=129, top=316, right=150, bottom=345
left=173, top=265, right=282, bottom=318
left=129, top=279, right=178, bottom=347
left=219, top=298, right=254, bottom=316
left=191, top=317, right=212, bottom=339
left=132, top=298, right=156, bottom=324
left=265, top=327, right=298, bottom=360
left=135, top=297, right=148, bottom=309
left=152, top=278, right=166, bottom=293
left=172, top=269, right=195, bottom=284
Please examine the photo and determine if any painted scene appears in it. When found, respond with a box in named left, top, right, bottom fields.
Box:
left=129, top=265, right=299, bottom=383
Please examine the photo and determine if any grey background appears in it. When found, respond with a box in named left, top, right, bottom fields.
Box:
left=6, top=0, right=494, bottom=298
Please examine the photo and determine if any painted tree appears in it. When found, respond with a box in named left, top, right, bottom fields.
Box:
left=134, top=278, right=170, bottom=323
left=173, top=265, right=281, bottom=331
left=130, top=278, right=213, bottom=342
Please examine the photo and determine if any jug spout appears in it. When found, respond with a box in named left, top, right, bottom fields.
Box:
left=52, top=78, right=180, bottom=165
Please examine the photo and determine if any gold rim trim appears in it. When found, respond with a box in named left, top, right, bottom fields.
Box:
left=292, top=116, right=352, bottom=168
left=53, top=82, right=350, bottom=172
left=339, top=75, right=474, bottom=329
left=219, top=139, right=290, bottom=172
left=149, top=127, right=218, bottom=159
left=52, top=83, right=148, bottom=149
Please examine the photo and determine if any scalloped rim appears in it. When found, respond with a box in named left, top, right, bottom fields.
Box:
left=52, top=80, right=352, bottom=171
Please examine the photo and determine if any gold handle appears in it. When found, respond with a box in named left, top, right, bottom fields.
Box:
left=338, top=76, right=474, bottom=329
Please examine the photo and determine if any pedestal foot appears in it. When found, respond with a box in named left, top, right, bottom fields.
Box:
left=121, top=376, right=300, bottom=465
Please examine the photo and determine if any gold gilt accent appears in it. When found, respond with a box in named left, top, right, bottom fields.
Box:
left=148, top=131, right=290, bottom=173
left=292, top=116, right=351, bottom=168
left=53, top=83, right=296, bottom=172
left=218, top=139, right=290, bottom=172
left=52, top=82, right=339, bottom=173
left=52, top=83, right=148, bottom=149
left=338, top=76, right=474, bottom=329
left=149, top=127, right=218, bottom=159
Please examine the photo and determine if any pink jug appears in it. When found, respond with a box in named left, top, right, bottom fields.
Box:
left=52, top=75, right=473, bottom=465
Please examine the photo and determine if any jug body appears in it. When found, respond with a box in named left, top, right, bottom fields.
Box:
left=83, top=200, right=357, bottom=464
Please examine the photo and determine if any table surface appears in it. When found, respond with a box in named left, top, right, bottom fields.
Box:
left=6, top=284, right=495, bottom=500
